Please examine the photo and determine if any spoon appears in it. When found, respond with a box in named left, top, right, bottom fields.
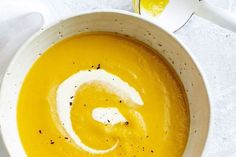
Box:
left=134, top=0, right=236, bottom=32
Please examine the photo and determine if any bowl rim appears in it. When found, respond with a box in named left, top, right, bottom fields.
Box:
left=0, top=9, right=212, bottom=157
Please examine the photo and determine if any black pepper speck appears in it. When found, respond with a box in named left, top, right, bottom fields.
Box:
left=50, top=140, right=55, bottom=144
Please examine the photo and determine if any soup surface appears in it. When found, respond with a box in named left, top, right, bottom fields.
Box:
left=17, top=32, right=189, bottom=157
left=134, top=0, right=169, bottom=16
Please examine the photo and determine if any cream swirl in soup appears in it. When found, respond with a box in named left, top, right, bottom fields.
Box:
left=57, top=69, right=145, bottom=154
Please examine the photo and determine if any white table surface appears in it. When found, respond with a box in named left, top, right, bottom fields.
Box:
left=0, top=0, right=236, bottom=157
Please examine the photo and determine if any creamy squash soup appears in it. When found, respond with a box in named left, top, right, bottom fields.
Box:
left=133, top=0, right=169, bottom=16
left=17, top=32, right=190, bottom=157
left=140, top=0, right=169, bottom=16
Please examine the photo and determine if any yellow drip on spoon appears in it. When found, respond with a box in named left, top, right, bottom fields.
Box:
left=133, top=0, right=169, bottom=16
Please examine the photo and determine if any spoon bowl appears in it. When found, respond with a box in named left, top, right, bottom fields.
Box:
left=135, top=0, right=236, bottom=32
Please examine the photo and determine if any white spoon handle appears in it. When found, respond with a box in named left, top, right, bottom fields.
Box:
left=196, top=1, right=236, bottom=32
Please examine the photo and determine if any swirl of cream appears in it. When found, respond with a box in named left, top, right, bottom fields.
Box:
left=56, top=69, right=144, bottom=154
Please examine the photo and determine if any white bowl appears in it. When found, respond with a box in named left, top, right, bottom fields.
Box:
left=0, top=10, right=210, bottom=157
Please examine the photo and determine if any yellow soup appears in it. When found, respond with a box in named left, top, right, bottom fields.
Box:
left=134, top=0, right=169, bottom=16
left=17, top=32, right=189, bottom=157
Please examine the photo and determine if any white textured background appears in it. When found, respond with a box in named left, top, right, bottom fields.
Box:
left=0, top=0, right=236, bottom=157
